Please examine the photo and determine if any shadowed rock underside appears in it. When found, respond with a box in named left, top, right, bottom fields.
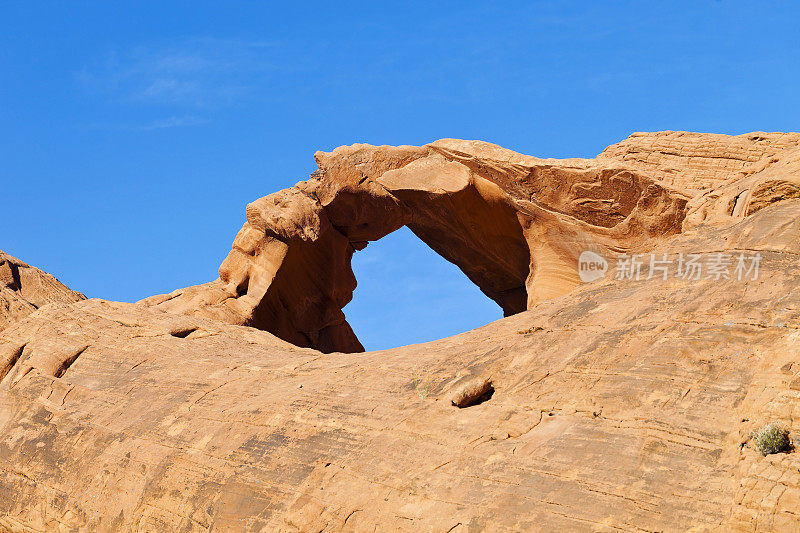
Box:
left=142, top=131, right=800, bottom=354
left=1, top=131, right=800, bottom=531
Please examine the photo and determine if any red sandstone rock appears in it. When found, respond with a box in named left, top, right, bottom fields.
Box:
left=2, top=132, right=800, bottom=531
left=0, top=250, right=85, bottom=332
left=143, top=136, right=700, bottom=353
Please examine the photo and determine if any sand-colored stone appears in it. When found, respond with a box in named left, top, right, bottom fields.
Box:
left=143, top=136, right=696, bottom=353
left=1, top=200, right=799, bottom=531
left=685, top=144, right=800, bottom=228
left=597, top=130, right=800, bottom=192
left=142, top=132, right=800, bottom=354
left=1, top=131, right=800, bottom=531
left=0, top=250, right=85, bottom=332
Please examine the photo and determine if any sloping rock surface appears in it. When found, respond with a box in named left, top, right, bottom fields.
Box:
left=597, top=130, right=800, bottom=191
left=1, top=201, right=799, bottom=531
left=141, top=132, right=800, bottom=354
left=2, top=131, right=800, bottom=531
left=141, top=135, right=707, bottom=353
left=0, top=250, right=85, bottom=332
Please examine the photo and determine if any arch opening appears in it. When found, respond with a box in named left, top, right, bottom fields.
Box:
left=343, top=226, right=502, bottom=351
left=142, top=139, right=690, bottom=356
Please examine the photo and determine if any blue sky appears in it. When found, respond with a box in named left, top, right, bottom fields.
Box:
left=2, top=2, right=799, bottom=350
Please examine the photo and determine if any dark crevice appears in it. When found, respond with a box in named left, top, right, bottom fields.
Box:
left=452, top=379, right=495, bottom=408
left=170, top=327, right=198, bottom=339
left=1, top=261, right=22, bottom=291
left=54, top=346, right=88, bottom=379
left=0, top=344, right=26, bottom=383
left=234, top=276, right=249, bottom=297
left=730, top=190, right=746, bottom=215
left=464, top=385, right=494, bottom=407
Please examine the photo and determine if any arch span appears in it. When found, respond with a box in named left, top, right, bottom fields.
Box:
left=344, top=226, right=502, bottom=351
left=142, top=139, right=688, bottom=353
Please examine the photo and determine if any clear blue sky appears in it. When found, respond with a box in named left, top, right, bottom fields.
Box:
left=2, top=2, right=798, bottom=350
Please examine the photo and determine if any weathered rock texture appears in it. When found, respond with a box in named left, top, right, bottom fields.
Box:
left=0, top=250, right=85, bottom=332
left=598, top=130, right=800, bottom=191
left=1, top=131, right=800, bottom=531
left=142, top=131, right=800, bottom=355
left=142, top=137, right=696, bottom=353
left=1, top=200, right=800, bottom=531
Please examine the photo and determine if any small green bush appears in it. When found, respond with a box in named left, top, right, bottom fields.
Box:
left=411, top=367, right=434, bottom=400
left=752, top=423, right=791, bottom=456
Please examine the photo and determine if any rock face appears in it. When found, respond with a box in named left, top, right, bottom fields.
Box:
left=0, top=250, right=85, bottom=332
left=1, top=200, right=800, bottom=531
left=142, top=131, right=800, bottom=354
left=1, top=131, right=800, bottom=531
left=142, top=136, right=698, bottom=353
left=685, top=143, right=800, bottom=228
left=597, top=130, right=800, bottom=191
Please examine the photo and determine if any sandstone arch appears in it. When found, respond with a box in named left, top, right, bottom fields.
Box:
left=7, top=131, right=800, bottom=531
left=142, top=138, right=690, bottom=353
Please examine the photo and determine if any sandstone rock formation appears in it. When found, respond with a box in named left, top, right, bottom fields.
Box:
left=2, top=199, right=800, bottom=531
left=142, top=131, right=800, bottom=355
left=597, top=130, right=800, bottom=191
left=1, top=131, right=800, bottom=531
left=685, top=143, right=800, bottom=228
left=0, top=250, right=85, bottom=332
left=142, top=136, right=697, bottom=353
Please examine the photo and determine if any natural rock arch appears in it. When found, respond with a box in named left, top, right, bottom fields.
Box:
left=142, top=138, right=689, bottom=353
left=342, top=225, right=504, bottom=351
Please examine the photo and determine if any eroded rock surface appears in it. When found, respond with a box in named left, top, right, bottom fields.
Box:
left=0, top=250, right=85, bottom=332
left=142, top=136, right=701, bottom=353
left=2, top=131, right=800, bottom=531
left=1, top=201, right=799, bottom=531
left=597, top=130, right=800, bottom=191
left=142, top=131, right=800, bottom=354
